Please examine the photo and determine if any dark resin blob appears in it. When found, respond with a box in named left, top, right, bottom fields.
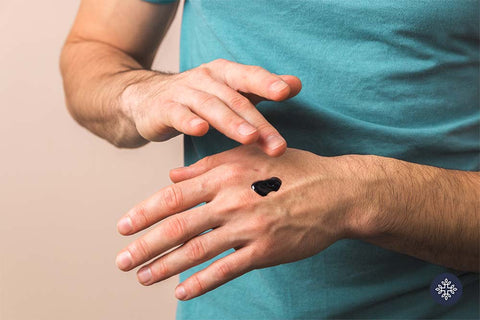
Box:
left=251, top=177, right=282, bottom=196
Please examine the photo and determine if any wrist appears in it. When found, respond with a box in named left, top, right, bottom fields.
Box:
left=118, top=70, right=164, bottom=123
left=114, top=70, right=170, bottom=147
left=340, top=154, right=397, bottom=240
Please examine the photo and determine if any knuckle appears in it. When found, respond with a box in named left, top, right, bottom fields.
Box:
left=190, top=274, right=205, bottom=294
left=248, top=65, right=265, bottom=76
left=197, top=95, right=219, bottom=109
left=228, top=161, right=243, bottom=171
left=223, top=163, right=244, bottom=180
left=152, top=259, right=169, bottom=279
left=227, top=117, right=244, bottom=130
left=185, top=238, right=207, bottom=263
left=211, top=58, right=228, bottom=67
left=193, top=66, right=212, bottom=79
left=229, top=94, right=251, bottom=112
left=249, top=214, right=273, bottom=235
left=132, top=237, right=151, bottom=260
left=245, top=249, right=259, bottom=270
left=216, top=193, right=247, bottom=216
left=164, top=215, right=188, bottom=239
left=214, top=260, right=234, bottom=279
left=236, top=190, right=257, bottom=209
left=256, top=122, right=275, bottom=135
left=199, top=177, right=211, bottom=194
left=162, top=185, right=183, bottom=210
left=130, top=205, right=149, bottom=228
left=253, top=241, right=272, bottom=260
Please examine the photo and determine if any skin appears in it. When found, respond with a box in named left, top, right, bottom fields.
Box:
left=115, top=145, right=479, bottom=300
left=60, top=0, right=479, bottom=302
left=60, top=0, right=301, bottom=155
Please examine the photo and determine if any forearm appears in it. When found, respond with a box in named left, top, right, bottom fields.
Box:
left=349, top=155, right=479, bottom=272
left=60, top=39, right=162, bottom=147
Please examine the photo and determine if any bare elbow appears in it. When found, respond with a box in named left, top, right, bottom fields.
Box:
left=110, top=135, right=149, bottom=149
left=59, top=40, right=149, bottom=150
left=59, top=43, right=82, bottom=123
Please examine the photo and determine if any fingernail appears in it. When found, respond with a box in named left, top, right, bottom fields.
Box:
left=175, top=286, right=187, bottom=300
left=137, top=267, right=152, bottom=284
left=266, top=135, right=286, bottom=150
left=117, top=216, right=133, bottom=234
left=190, top=118, right=205, bottom=127
left=270, top=80, right=289, bottom=92
left=237, top=123, right=257, bottom=136
left=116, top=251, right=133, bottom=270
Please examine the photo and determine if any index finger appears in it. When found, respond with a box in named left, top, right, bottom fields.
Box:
left=211, top=59, right=301, bottom=102
left=194, top=79, right=287, bottom=156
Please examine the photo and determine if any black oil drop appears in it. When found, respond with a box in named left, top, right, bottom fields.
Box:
left=251, top=177, right=282, bottom=196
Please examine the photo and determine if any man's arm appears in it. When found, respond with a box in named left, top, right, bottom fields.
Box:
left=60, top=0, right=179, bottom=147
left=351, top=156, right=479, bottom=272
left=60, top=0, right=302, bottom=154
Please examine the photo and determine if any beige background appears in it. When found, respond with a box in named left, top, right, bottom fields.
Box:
left=1, top=1, right=183, bottom=319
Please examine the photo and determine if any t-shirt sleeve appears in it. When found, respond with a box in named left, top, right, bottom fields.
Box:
left=142, top=0, right=177, bottom=3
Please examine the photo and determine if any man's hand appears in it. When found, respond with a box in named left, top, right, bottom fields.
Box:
left=115, top=145, right=479, bottom=299
left=61, top=0, right=301, bottom=154
left=115, top=145, right=360, bottom=300
left=121, top=59, right=302, bottom=156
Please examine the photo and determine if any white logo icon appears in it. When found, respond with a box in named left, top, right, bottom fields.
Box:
left=435, top=277, right=458, bottom=301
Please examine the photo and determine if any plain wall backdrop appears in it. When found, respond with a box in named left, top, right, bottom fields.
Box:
left=1, top=1, right=183, bottom=319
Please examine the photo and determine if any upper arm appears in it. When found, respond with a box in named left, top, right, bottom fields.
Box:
left=67, top=0, right=180, bottom=67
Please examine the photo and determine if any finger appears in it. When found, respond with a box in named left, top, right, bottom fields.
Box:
left=169, top=149, right=240, bottom=183
left=177, top=88, right=260, bottom=145
left=211, top=59, right=294, bottom=102
left=242, top=74, right=303, bottom=105
left=195, top=78, right=287, bottom=156
left=169, top=159, right=219, bottom=184
left=165, top=103, right=209, bottom=137
left=117, top=174, right=216, bottom=235
left=116, top=202, right=223, bottom=271
left=279, top=75, right=303, bottom=98
left=169, top=166, right=190, bottom=184
left=174, top=246, right=255, bottom=300
left=136, top=226, right=243, bottom=285
left=169, top=166, right=206, bottom=184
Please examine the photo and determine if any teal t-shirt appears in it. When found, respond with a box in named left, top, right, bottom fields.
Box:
left=145, top=0, right=479, bottom=319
